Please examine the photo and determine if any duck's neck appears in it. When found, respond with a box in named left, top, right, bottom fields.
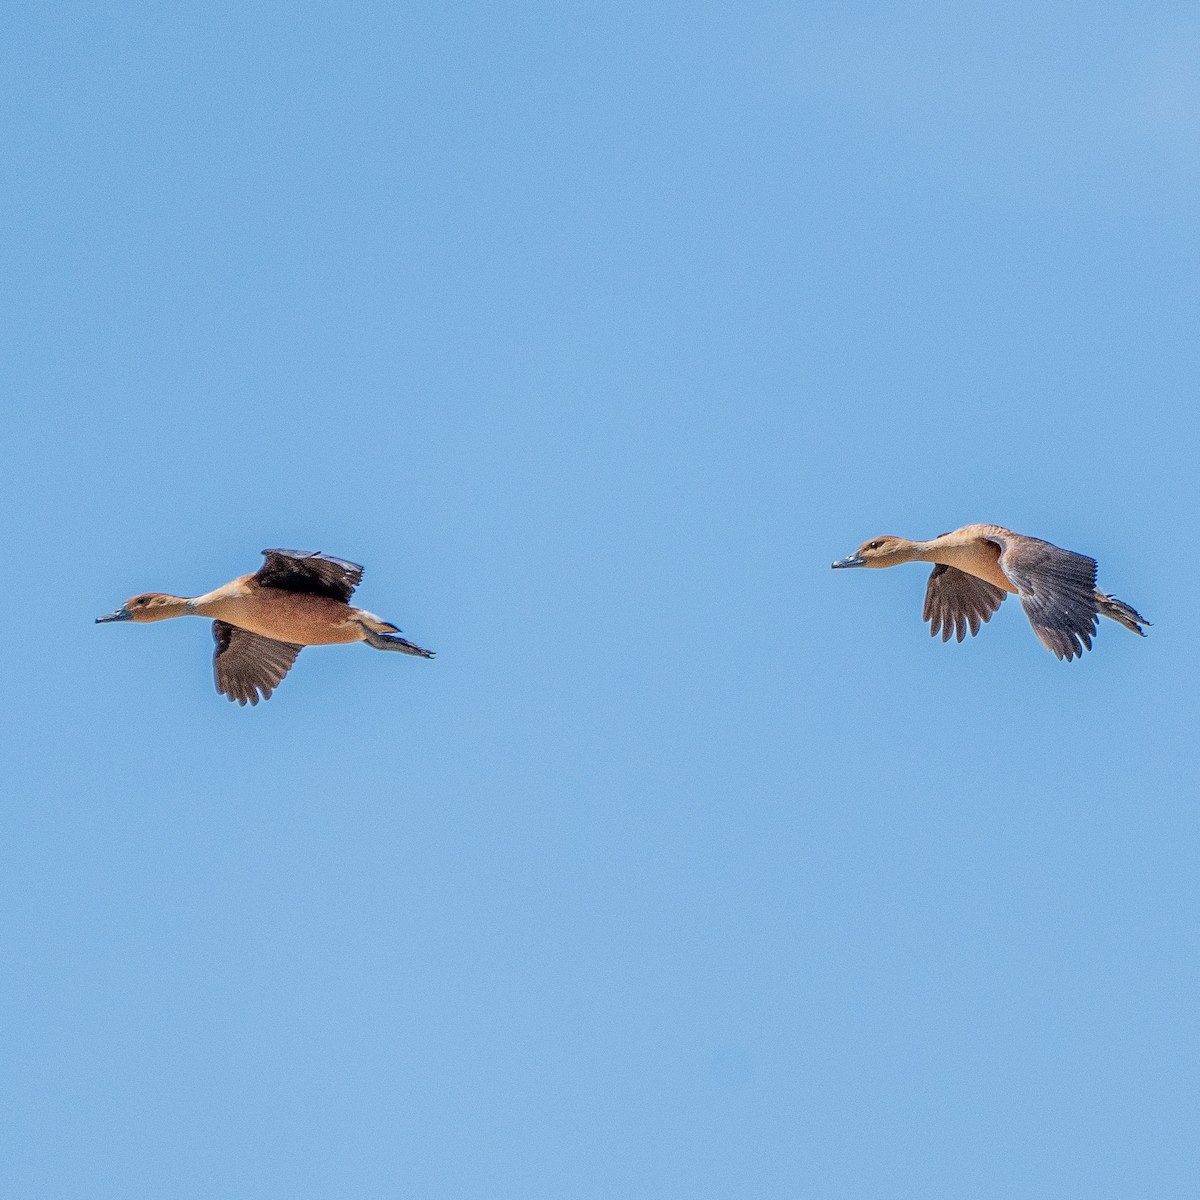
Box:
left=186, top=578, right=251, bottom=618
left=886, top=538, right=936, bottom=565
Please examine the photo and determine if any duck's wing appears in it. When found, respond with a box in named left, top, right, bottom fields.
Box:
left=923, top=565, right=1007, bottom=643
left=212, top=621, right=303, bottom=706
left=987, top=532, right=1098, bottom=661
left=255, top=549, right=364, bottom=603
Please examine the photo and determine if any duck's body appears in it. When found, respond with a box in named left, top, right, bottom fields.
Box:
left=900, top=524, right=1016, bottom=594
left=832, top=524, right=1148, bottom=661
left=186, top=577, right=371, bottom=645
left=97, top=549, right=434, bottom=704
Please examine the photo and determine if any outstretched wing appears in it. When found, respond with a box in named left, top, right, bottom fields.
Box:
left=255, top=549, right=364, bottom=603
left=922, top=564, right=1007, bottom=642
left=212, top=621, right=303, bottom=706
left=988, top=532, right=1098, bottom=661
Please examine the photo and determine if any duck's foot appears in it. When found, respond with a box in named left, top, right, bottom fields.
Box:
left=1096, top=592, right=1150, bottom=636
left=360, top=626, right=436, bottom=657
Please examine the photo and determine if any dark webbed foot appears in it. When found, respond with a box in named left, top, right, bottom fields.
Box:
left=1096, top=592, right=1150, bottom=637
left=360, top=626, right=435, bottom=657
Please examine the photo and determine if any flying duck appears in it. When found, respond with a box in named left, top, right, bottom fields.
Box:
left=97, top=549, right=434, bottom=703
left=832, top=524, right=1148, bottom=660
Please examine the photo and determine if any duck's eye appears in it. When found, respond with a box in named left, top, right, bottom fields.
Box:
left=136, top=597, right=148, bottom=606
left=868, top=541, right=881, bottom=550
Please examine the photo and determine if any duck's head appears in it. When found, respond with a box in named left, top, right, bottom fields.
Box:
left=96, top=593, right=190, bottom=623
left=831, top=536, right=919, bottom=569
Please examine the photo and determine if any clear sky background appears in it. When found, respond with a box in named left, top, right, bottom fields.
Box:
left=4, top=3, right=1199, bottom=1197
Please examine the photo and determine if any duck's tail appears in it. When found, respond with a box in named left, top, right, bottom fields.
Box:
left=1095, top=592, right=1150, bottom=637
left=355, top=609, right=401, bottom=635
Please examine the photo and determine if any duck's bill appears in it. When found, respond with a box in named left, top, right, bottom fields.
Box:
left=831, top=552, right=865, bottom=569
left=96, top=606, right=132, bottom=623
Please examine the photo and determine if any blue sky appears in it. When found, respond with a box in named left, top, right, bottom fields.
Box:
left=4, top=3, right=1199, bottom=1197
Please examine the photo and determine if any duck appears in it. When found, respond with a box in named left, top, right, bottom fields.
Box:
left=97, top=549, right=434, bottom=704
left=831, top=524, right=1148, bottom=661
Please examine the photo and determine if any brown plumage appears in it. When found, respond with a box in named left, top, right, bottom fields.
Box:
left=97, top=549, right=434, bottom=704
left=832, top=524, right=1148, bottom=661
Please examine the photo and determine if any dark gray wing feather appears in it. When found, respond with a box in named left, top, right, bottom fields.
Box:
left=212, top=621, right=303, bottom=706
left=989, top=533, right=1099, bottom=661
left=255, top=549, right=364, bottom=603
left=922, top=565, right=1007, bottom=643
